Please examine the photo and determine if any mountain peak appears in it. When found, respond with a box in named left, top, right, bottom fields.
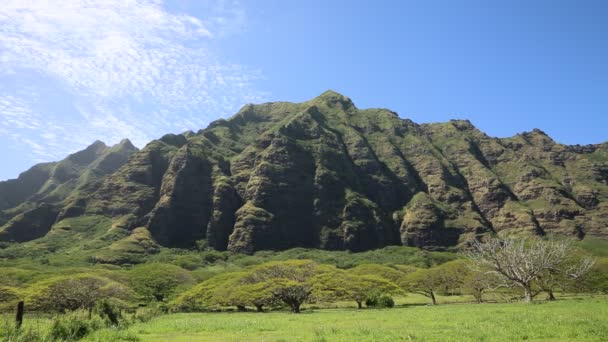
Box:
left=529, top=128, right=548, bottom=136
left=514, top=128, right=551, bottom=138
left=449, top=119, right=478, bottom=131
left=317, top=89, right=351, bottom=101
left=311, top=90, right=355, bottom=110
left=90, top=140, right=107, bottom=149
left=66, top=140, right=108, bottom=165
left=115, top=139, right=137, bottom=151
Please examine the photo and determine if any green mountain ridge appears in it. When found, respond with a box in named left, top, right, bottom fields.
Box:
left=1, top=91, right=607, bottom=262
left=0, top=139, right=138, bottom=241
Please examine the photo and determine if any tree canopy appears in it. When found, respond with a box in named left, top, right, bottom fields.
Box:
left=129, top=263, right=194, bottom=302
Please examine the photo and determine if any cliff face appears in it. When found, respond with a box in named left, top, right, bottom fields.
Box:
left=2, top=91, right=607, bottom=255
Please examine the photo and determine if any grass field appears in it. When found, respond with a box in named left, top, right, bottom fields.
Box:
left=72, top=297, right=608, bottom=342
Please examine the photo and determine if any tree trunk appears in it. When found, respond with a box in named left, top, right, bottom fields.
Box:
left=291, top=303, right=301, bottom=313
left=430, top=291, right=437, bottom=305
left=474, top=292, right=483, bottom=304
left=523, top=286, right=533, bottom=303
left=255, top=304, right=264, bottom=312
left=356, top=301, right=362, bottom=309
left=546, top=290, right=556, bottom=301
left=236, top=305, right=246, bottom=312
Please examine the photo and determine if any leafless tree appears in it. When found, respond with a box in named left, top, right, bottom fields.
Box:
left=468, top=238, right=594, bottom=303
left=462, top=269, right=500, bottom=303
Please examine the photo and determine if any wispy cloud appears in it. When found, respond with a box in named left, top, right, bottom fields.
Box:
left=0, top=0, right=264, bottom=175
left=0, top=95, right=41, bottom=130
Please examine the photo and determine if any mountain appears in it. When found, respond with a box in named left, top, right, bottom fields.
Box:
left=1, top=91, right=607, bottom=262
left=0, top=139, right=138, bottom=242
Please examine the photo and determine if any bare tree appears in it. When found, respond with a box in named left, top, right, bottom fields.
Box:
left=462, top=270, right=500, bottom=303
left=468, top=238, right=594, bottom=303
left=536, top=257, right=594, bottom=301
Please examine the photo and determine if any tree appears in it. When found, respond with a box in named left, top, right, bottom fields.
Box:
left=435, top=260, right=467, bottom=296
left=39, top=276, right=104, bottom=313
left=130, top=263, right=194, bottom=302
left=31, top=275, right=131, bottom=314
left=238, top=282, right=279, bottom=312
left=392, top=265, right=421, bottom=276
left=400, top=261, right=465, bottom=305
left=349, top=264, right=407, bottom=284
left=313, top=269, right=401, bottom=309
left=462, top=270, right=497, bottom=303
left=574, top=257, right=608, bottom=294
left=468, top=238, right=595, bottom=303
left=265, top=278, right=311, bottom=313
left=242, top=260, right=323, bottom=313
left=170, top=272, right=245, bottom=312
left=212, top=274, right=278, bottom=312
left=401, top=267, right=442, bottom=305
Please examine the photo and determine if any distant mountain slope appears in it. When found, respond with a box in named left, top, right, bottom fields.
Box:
left=0, top=140, right=138, bottom=241
left=1, top=91, right=606, bottom=258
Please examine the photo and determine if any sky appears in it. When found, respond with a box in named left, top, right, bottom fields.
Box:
left=0, top=0, right=607, bottom=180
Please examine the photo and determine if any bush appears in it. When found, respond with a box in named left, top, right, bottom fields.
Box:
left=133, top=305, right=164, bottom=323
left=377, top=295, right=395, bottom=308
left=175, top=255, right=203, bottom=270
left=200, top=250, right=229, bottom=264
left=365, top=296, right=377, bottom=307
left=0, top=319, right=44, bottom=342
left=365, top=294, right=394, bottom=308
left=95, top=299, right=123, bottom=326
left=50, top=310, right=105, bottom=341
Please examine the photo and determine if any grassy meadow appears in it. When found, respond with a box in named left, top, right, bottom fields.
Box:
left=88, top=297, right=608, bottom=341
left=4, top=296, right=607, bottom=341
left=1, top=240, right=607, bottom=341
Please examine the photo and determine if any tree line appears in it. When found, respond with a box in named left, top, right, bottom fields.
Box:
left=172, top=238, right=599, bottom=312
left=1, top=238, right=604, bottom=316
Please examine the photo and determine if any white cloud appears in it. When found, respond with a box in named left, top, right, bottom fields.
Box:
left=0, top=95, right=41, bottom=130
left=0, top=0, right=265, bottom=174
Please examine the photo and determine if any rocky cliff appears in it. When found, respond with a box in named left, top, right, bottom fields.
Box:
left=1, top=91, right=607, bottom=257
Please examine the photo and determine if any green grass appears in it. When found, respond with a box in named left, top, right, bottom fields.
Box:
left=83, top=297, right=608, bottom=342
left=575, top=237, right=608, bottom=258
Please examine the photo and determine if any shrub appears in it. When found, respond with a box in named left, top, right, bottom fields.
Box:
left=365, top=294, right=394, bottom=308
left=95, top=299, right=123, bottom=326
left=133, top=305, right=164, bottom=323
left=49, top=310, right=105, bottom=341
left=195, top=239, right=209, bottom=251
left=377, top=295, right=395, bottom=308
left=0, top=319, right=44, bottom=342
left=175, top=255, right=203, bottom=270
left=200, top=250, right=229, bottom=264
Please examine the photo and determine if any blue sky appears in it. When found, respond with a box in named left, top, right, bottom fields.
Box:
left=1, top=0, right=607, bottom=180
